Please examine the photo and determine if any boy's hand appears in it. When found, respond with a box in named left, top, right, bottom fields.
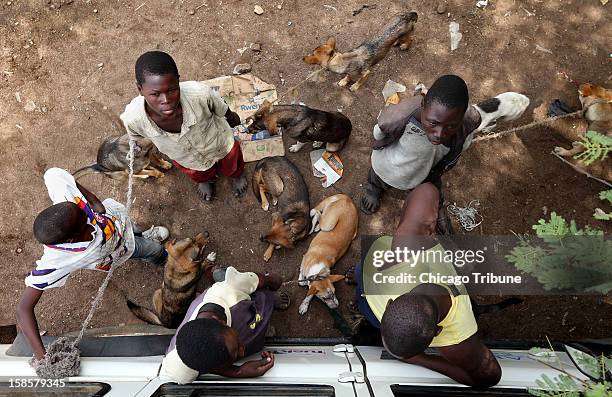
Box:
left=225, top=109, right=241, bottom=128
left=257, top=272, right=283, bottom=291
left=237, top=351, right=275, bottom=377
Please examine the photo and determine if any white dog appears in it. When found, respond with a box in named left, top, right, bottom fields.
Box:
left=474, top=92, right=530, bottom=133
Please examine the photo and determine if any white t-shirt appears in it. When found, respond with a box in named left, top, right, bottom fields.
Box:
left=25, top=168, right=135, bottom=290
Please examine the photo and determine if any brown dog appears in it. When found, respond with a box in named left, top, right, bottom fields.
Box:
left=298, top=194, right=358, bottom=314
left=127, top=233, right=214, bottom=328
left=246, top=100, right=352, bottom=153
left=73, top=134, right=172, bottom=181
left=303, top=11, right=418, bottom=91
left=252, top=156, right=310, bottom=262
left=554, top=83, right=612, bottom=183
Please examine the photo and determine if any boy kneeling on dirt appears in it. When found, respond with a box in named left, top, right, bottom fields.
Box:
left=121, top=51, right=246, bottom=202
left=360, top=75, right=481, bottom=233
left=16, top=168, right=169, bottom=364
left=160, top=267, right=290, bottom=383
left=348, top=183, right=501, bottom=387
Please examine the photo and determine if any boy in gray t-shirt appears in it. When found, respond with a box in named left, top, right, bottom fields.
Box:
left=361, top=75, right=481, bottom=226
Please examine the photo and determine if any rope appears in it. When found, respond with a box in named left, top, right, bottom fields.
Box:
left=473, top=110, right=583, bottom=142
left=447, top=200, right=483, bottom=231
left=276, top=68, right=324, bottom=102
left=32, top=134, right=137, bottom=379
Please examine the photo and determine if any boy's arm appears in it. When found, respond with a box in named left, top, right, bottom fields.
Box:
left=256, top=272, right=282, bottom=291
left=211, top=352, right=275, bottom=378
left=400, top=335, right=501, bottom=387
left=16, top=287, right=46, bottom=360
left=76, top=182, right=105, bottom=214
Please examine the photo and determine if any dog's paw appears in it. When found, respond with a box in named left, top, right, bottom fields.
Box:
left=312, top=141, right=324, bottom=149
left=298, top=300, right=310, bottom=315
left=399, top=42, right=411, bottom=51
left=298, top=279, right=309, bottom=287
left=206, top=252, right=217, bottom=262
left=262, top=202, right=270, bottom=211
left=349, top=83, right=361, bottom=92
left=159, top=159, right=173, bottom=170
left=554, top=146, right=571, bottom=156
left=309, top=210, right=320, bottom=234
left=337, top=76, right=350, bottom=87
left=289, top=142, right=306, bottom=153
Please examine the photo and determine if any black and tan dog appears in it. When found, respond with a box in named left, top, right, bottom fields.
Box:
left=247, top=100, right=352, bottom=153
left=127, top=232, right=214, bottom=328
left=303, top=11, right=418, bottom=91
left=73, top=134, right=172, bottom=181
left=252, top=156, right=310, bottom=261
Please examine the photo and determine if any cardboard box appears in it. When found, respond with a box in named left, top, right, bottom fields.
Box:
left=203, top=74, right=284, bottom=162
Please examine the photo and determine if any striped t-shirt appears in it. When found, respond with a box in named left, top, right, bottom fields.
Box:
left=25, top=168, right=135, bottom=290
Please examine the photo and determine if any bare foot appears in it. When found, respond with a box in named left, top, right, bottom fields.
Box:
left=232, top=175, right=247, bottom=197
left=198, top=182, right=215, bottom=202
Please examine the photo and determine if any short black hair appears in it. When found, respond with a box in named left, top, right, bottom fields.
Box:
left=135, top=51, right=179, bottom=86
left=424, top=74, right=469, bottom=111
left=33, top=202, right=85, bottom=245
left=176, top=318, right=231, bottom=373
left=380, top=294, right=439, bottom=358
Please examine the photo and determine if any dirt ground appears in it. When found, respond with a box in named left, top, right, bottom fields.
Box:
left=1, top=0, right=610, bottom=343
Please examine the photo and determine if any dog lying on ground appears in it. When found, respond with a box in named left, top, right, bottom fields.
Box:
left=73, top=134, right=172, bottom=181
left=127, top=232, right=214, bottom=328
left=252, top=156, right=311, bottom=261
left=246, top=100, right=352, bottom=153
left=298, top=194, right=358, bottom=314
left=474, top=92, right=531, bottom=133
left=553, top=83, right=612, bottom=183
left=303, top=11, right=418, bottom=92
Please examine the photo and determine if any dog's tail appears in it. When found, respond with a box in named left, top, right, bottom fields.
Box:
left=72, top=164, right=106, bottom=180
left=126, top=300, right=163, bottom=326
left=472, top=297, right=523, bottom=318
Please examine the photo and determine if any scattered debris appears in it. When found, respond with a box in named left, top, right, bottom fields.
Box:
left=134, top=2, right=146, bottom=11
left=15, top=124, right=24, bottom=130
left=189, top=3, right=207, bottom=15
left=414, top=82, right=428, bottom=96
left=561, top=311, right=568, bottom=326
left=287, top=21, right=292, bottom=26
left=232, top=63, right=252, bottom=75
left=97, top=62, right=104, bottom=69
left=521, top=7, right=534, bottom=16
left=250, top=42, right=262, bottom=52
left=601, top=0, right=609, bottom=5
left=436, top=3, right=447, bottom=14
left=15, top=247, right=23, bottom=254
left=310, top=149, right=344, bottom=188
left=15, top=92, right=21, bottom=103
left=93, top=8, right=98, bottom=13
left=449, top=22, right=462, bottom=51
left=476, top=0, right=488, bottom=8
left=254, top=5, right=264, bottom=15
left=323, top=4, right=337, bottom=12
left=382, top=80, right=406, bottom=105
left=535, top=44, right=552, bottom=54
left=447, top=200, right=483, bottom=231
left=352, top=4, right=377, bottom=16
left=24, top=100, right=37, bottom=112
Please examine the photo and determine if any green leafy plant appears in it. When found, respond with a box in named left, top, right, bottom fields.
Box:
left=593, top=190, right=612, bottom=221
left=528, top=344, right=611, bottom=397
left=573, top=131, right=612, bottom=166
left=506, top=213, right=612, bottom=293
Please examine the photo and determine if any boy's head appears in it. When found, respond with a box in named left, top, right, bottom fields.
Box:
left=421, top=75, right=469, bottom=145
left=135, top=51, right=181, bottom=119
left=380, top=294, right=440, bottom=359
left=33, top=202, right=88, bottom=245
left=176, top=318, right=245, bottom=373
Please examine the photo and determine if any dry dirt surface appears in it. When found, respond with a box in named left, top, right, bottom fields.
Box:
left=1, top=0, right=610, bottom=342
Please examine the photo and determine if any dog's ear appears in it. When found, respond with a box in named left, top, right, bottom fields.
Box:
left=326, top=36, right=336, bottom=50
left=328, top=274, right=345, bottom=284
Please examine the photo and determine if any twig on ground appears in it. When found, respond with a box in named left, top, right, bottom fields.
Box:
left=551, top=151, right=612, bottom=188
left=134, top=2, right=146, bottom=11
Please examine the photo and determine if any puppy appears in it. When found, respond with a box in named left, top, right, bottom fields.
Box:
left=554, top=83, right=612, bottom=183
left=303, top=11, right=418, bottom=92
left=474, top=92, right=530, bottom=133
left=298, top=194, right=358, bottom=314
left=252, top=156, right=310, bottom=261
left=127, top=232, right=214, bottom=328
left=247, top=100, right=352, bottom=153
left=73, top=134, right=172, bottom=180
